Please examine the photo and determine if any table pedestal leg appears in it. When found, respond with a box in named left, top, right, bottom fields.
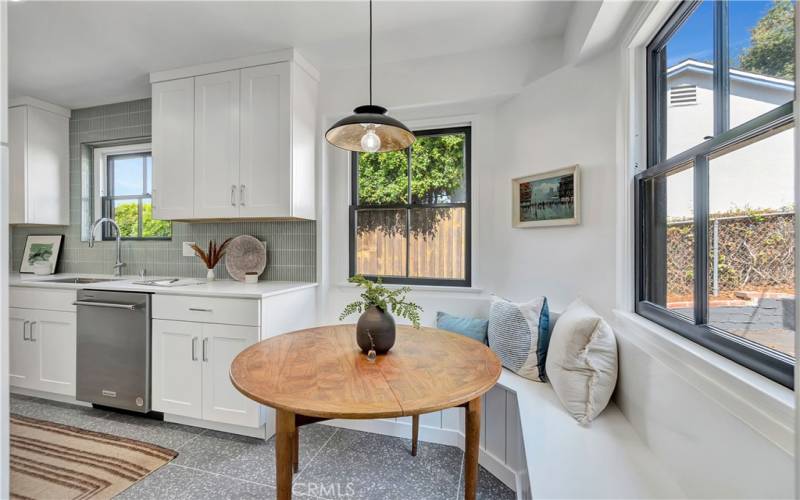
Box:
left=276, top=409, right=296, bottom=500
left=411, top=415, right=419, bottom=456
left=464, top=397, right=481, bottom=500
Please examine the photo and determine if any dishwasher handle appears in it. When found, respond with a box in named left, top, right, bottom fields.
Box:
left=73, top=300, right=139, bottom=311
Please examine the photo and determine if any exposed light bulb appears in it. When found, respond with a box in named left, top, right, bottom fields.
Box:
left=360, top=127, right=381, bottom=153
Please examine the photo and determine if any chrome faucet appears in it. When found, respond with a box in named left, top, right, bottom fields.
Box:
left=88, top=217, right=125, bottom=276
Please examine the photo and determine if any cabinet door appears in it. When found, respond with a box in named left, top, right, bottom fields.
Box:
left=201, top=323, right=260, bottom=427
left=9, top=308, right=36, bottom=389
left=8, top=106, right=26, bottom=224
left=31, top=310, right=76, bottom=396
left=26, top=107, right=69, bottom=225
left=152, top=78, right=195, bottom=219
left=153, top=320, right=202, bottom=418
left=194, top=70, right=240, bottom=218
left=239, top=63, right=290, bottom=217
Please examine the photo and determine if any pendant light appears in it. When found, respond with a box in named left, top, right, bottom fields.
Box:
left=325, top=0, right=415, bottom=153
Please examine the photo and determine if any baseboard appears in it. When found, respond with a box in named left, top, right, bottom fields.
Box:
left=165, top=414, right=267, bottom=439
left=11, top=387, right=91, bottom=407
left=322, top=418, right=518, bottom=493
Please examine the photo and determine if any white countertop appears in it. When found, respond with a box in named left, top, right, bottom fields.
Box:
left=10, top=273, right=317, bottom=299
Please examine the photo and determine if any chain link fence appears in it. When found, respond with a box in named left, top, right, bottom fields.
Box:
left=667, top=212, right=795, bottom=299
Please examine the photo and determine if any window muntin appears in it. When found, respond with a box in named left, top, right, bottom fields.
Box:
left=103, top=151, right=171, bottom=240
left=350, top=127, right=471, bottom=286
left=640, top=0, right=795, bottom=388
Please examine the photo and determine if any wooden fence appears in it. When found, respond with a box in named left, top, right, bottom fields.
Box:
left=356, top=208, right=466, bottom=280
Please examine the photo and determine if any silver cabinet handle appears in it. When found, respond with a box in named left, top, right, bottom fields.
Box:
left=231, top=185, right=237, bottom=206
left=73, top=301, right=138, bottom=311
left=23, top=321, right=30, bottom=341
left=188, top=307, right=212, bottom=312
left=240, top=184, right=245, bottom=206
left=202, top=338, right=209, bottom=362
left=192, top=337, right=198, bottom=361
left=29, top=322, right=37, bottom=342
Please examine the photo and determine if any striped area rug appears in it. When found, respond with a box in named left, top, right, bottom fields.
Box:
left=10, top=414, right=177, bottom=500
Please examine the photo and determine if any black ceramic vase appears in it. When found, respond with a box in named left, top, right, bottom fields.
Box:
left=356, top=305, right=396, bottom=354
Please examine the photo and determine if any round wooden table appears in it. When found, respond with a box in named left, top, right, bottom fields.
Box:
left=230, top=324, right=502, bottom=500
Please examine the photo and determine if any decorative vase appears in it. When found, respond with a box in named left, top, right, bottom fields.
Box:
left=206, top=268, right=215, bottom=281
left=356, top=305, right=396, bottom=354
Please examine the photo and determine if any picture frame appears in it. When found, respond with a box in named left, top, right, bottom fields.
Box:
left=512, top=165, right=580, bottom=228
left=19, top=235, right=64, bottom=274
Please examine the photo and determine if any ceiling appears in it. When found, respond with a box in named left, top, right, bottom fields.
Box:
left=9, top=1, right=575, bottom=110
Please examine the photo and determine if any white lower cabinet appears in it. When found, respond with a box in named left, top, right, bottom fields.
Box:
left=152, top=319, right=203, bottom=419
left=9, top=307, right=76, bottom=396
left=153, top=319, right=260, bottom=428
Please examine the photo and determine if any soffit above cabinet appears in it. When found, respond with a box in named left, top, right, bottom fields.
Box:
left=149, top=48, right=320, bottom=84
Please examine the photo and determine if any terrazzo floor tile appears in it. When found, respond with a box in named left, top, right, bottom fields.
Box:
left=295, top=428, right=463, bottom=500
left=115, top=463, right=277, bottom=500
left=81, top=411, right=205, bottom=450
left=457, top=463, right=517, bottom=500
left=173, top=423, right=337, bottom=486
left=10, top=394, right=111, bottom=429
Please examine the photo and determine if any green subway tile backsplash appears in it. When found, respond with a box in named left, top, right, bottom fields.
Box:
left=11, top=98, right=316, bottom=282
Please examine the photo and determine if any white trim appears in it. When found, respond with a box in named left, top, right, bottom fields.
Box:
left=92, top=142, right=152, bottom=222
left=9, top=96, right=70, bottom=118
left=10, top=387, right=92, bottom=407
left=149, top=48, right=320, bottom=83
left=668, top=59, right=795, bottom=91
left=614, top=310, right=794, bottom=455
left=164, top=413, right=268, bottom=439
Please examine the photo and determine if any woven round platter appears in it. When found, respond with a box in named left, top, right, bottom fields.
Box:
left=225, top=235, right=268, bottom=282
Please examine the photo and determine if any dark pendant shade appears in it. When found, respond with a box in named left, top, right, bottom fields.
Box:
left=325, top=105, right=415, bottom=153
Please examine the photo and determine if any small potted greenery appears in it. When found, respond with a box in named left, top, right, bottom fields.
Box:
left=339, top=275, right=422, bottom=355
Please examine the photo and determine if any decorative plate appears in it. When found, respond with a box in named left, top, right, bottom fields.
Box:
left=225, top=235, right=268, bottom=282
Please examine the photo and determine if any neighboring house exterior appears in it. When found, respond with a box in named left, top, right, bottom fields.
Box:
left=665, top=59, right=794, bottom=218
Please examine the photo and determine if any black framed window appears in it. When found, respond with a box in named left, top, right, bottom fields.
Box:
left=639, top=0, right=795, bottom=388
left=102, top=152, right=171, bottom=240
left=350, top=126, right=471, bottom=286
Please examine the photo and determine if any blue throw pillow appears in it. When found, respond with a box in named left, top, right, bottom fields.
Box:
left=436, top=311, right=489, bottom=344
left=487, top=296, right=550, bottom=382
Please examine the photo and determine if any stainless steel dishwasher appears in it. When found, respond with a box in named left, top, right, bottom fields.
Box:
left=75, top=289, right=152, bottom=412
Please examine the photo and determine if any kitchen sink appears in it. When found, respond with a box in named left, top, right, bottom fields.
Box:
left=40, top=277, right=121, bottom=284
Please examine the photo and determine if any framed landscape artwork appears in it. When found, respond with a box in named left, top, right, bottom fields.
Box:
left=20, top=235, right=64, bottom=274
left=512, top=165, right=580, bottom=228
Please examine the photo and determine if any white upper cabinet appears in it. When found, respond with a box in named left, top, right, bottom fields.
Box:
left=149, top=49, right=319, bottom=221
left=195, top=70, right=241, bottom=218
left=239, top=63, right=289, bottom=218
left=9, top=98, right=70, bottom=225
left=152, top=77, right=195, bottom=220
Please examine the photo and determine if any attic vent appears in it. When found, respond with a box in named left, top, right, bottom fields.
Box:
left=669, top=85, right=697, bottom=106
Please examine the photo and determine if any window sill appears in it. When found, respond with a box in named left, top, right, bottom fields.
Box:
left=613, top=309, right=794, bottom=455
left=336, top=282, right=484, bottom=295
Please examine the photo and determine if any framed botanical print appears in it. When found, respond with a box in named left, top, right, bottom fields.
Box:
left=512, top=165, right=580, bottom=228
left=20, top=235, right=64, bottom=274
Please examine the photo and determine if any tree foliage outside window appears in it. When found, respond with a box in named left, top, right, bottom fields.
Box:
left=738, top=0, right=795, bottom=79
left=103, top=151, right=171, bottom=239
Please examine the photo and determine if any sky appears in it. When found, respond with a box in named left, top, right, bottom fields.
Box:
left=666, top=0, right=787, bottom=68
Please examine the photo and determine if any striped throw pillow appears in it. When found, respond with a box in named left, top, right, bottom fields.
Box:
left=487, top=296, right=550, bottom=382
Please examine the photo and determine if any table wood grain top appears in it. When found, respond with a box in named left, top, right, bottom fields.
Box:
left=230, top=324, right=502, bottom=419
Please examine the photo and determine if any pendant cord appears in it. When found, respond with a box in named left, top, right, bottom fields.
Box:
left=369, top=0, right=373, bottom=106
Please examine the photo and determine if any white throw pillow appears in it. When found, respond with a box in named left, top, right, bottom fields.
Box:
left=487, top=296, right=550, bottom=382
left=545, top=299, right=618, bottom=424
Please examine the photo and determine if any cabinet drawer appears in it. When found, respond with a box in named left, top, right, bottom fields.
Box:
left=153, top=295, right=260, bottom=326
left=11, top=287, right=76, bottom=312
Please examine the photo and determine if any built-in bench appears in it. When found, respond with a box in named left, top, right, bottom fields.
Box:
left=327, top=307, right=684, bottom=499
left=498, top=369, right=683, bottom=499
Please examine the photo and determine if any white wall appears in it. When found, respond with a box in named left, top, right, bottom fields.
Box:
left=315, top=23, right=794, bottom=498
